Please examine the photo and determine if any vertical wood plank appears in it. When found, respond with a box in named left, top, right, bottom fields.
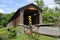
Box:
left=39, top=11, right=42, bottom=24
left=20, top=10, right=24, bottom=25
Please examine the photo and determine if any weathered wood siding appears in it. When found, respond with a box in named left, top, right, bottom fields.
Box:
left=12, top=11, right=20, bottom=26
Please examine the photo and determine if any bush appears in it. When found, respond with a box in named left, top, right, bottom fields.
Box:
left=7, top=27, right=17, bottom=39
left=0, top=37, right=3, bottom=40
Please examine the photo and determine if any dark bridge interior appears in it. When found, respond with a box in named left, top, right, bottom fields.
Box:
left=24, top=9, right=39, bottom=25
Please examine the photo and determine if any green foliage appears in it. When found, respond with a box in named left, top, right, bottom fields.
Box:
left=34, top=0, right=60, bottom=23
left=7, top=27, right=17, bottom=39
left=0, top=13, right=4, bottom=26
left=0, top=37, right=3, bottom=40
left=30, top=33, right=40, bottom=40
left=0, top=27, right=8, bottom=40
left=42, top=7, right=58, bottom=23
left=0, top=12, right=15, bottom=27
left=54, top=0, right=60, bottom=6
left=34, top=0, right=44, bottom=8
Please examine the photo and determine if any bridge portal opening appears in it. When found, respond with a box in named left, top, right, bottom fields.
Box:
left=24, top=9, right=39, bottom=25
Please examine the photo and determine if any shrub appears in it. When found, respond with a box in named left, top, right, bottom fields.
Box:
left=7, top=27, right=17, bottom=39
left=0, top=37, right=3, bottom=40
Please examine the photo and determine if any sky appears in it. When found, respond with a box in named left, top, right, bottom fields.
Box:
left=0, top=0, right=57, bottom=13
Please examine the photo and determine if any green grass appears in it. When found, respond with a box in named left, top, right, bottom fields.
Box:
left=0, top=27, right=57, bottom=40
left=0, top=27, right=8, bottom=36
left=12, top=33, right=57, bottom=40
left=0, top=27, right=8, bottom=40
left=39, top=35, right=57, bottom=40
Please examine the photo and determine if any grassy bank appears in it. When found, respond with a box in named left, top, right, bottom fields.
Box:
left=0, top=27, right=57, bottom=40
left=0, top=27, right=8, bottom=40
left=12, top=33, right=57, bottom=40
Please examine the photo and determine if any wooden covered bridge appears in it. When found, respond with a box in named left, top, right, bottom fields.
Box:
left=6, top=3, right=43, bottom=27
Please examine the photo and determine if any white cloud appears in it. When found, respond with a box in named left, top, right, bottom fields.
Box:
left=6, top=8, right=9, bottom=9
left=16, top=3, right=20, bottom=6
left=9, top=1, right=12, bottom=3
left=48, top=5, right=58, bottom=8
left=1, top=0, right=12, bottom=3
left=9, top=8, right=15, bottom=13
left=2, top=0, right=6, bottom=2
left=0, top=9, right=4, bottom=13
left=43, top=0, right=55, bottom=5
left=25, top=0, right=34, bottom=3
left=0, top=5, right=6, bottom=7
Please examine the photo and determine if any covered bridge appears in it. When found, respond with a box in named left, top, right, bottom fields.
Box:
left=6, top=3, right=43, bottom=27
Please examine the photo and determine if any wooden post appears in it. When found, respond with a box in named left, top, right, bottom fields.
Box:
left=58, top=16, right=60, bottom=38
left=58, top=16, right=60, bottom=23
left=20, top=10, right=24, bottom=25
left=19, top=10, right=24, bottom=34
left=39, top=11, right=42, bottom=24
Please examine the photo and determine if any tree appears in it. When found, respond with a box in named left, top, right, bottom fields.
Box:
left=54, top=0, right=60, bottom=7
left=3, top=12, right=15, bottom=27
left=0, top=12, right=15, bottom=27
left=34, top=0, right=44, bottom=8
left=0, top=13, right=4, bottom=26
left=42, top=7, right=58, bottom=23
left=34, top=0, right=59, bottom=23
left=55, top=6, right=60, bottom=12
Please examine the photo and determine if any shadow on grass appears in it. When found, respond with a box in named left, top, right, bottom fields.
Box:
left=0, top=37, right=3, bottom=40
